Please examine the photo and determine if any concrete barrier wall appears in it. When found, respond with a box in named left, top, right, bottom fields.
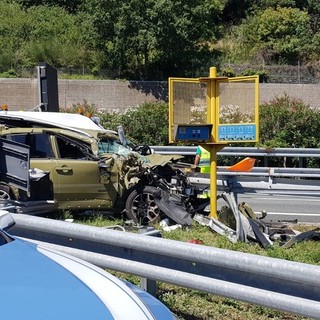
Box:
left=0, top=78, right=39, bottom=111
left=1, top=78, right=319, bottom=112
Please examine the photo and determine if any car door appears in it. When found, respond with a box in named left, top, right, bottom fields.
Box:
left=3, top=130, right=62, bottom=199
left=3, top=130, right=118, bottom=211
left=51, top=134, right=118, bottom=210
left=0, top=137, right=30, bottom=193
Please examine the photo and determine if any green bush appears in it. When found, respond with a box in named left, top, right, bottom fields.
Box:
left=60, top=100, right=98, bottom=117
left=99, top=102, right=169, bottom=146
left=0, top=69, right=17, bottom=78
left=259, top=95, right=320, bottom=167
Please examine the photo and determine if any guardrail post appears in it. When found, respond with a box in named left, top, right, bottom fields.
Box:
left=299, top=157, right=303, bottom=167
left=138, top=226, right=161, bottom=296
left=140, top=278, right=157, bottom=297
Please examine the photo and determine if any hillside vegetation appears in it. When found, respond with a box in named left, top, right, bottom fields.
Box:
left=1, top=0, right=320, bottom=79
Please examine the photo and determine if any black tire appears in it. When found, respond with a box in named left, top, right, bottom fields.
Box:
left=125, top=186, right=160, bottom=224
left=0, top=184, right=13, bottom=200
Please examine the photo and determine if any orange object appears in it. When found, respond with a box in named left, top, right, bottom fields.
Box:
left=227, top=157, right=256, bottom=172
left=1, top=104, right=8, bottom=111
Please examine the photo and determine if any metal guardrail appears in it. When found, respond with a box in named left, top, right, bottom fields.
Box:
left=218, top=167, right=320, bottom=178
left=151, top=146, right=320, bottom=158
left=151, top=146, right=320, bottom=194
left=152, top=146, right=320, bottom=167
left=189, top=168, right=320, bottom=195
left=10, top=214, right=320, bottom=319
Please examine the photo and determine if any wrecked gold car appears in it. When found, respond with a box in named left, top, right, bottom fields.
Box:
left=0, top=112, right=206, bottom=224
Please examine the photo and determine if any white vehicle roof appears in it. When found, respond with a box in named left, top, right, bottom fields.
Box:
left=0, top=111, right=115, bottom=134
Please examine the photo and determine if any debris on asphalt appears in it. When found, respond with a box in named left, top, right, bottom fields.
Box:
left=193, top=191, right=319, bottom=249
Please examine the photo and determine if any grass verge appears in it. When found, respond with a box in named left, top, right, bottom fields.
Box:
left=65, top=213, right=319, bottom=319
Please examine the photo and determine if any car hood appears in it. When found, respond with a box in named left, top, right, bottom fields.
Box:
left=145, top=153, right=184, bottom=167
left=0, top=238, right=173, bottom=319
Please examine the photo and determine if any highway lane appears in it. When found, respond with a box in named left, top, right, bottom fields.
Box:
left=217, top=193, right=320, bottom=224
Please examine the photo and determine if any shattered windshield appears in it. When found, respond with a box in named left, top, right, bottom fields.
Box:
left=98, top=137, right=132, bottom=155
left=98, top=137, right=150, bottom=162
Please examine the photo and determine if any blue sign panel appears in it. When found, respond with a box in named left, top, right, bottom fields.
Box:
left=218, top=124, right=256, bottom=141
left=175, top=125, right=212, bottom=141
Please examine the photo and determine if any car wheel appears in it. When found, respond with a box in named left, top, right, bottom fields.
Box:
left=0, top=184, right=12, bottom=200
left=125, top=186, right=161, bottom=224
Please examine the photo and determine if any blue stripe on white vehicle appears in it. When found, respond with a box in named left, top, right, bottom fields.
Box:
left=124, top=280, right=175, bottom=320
left=38, top=245, right=161, bottom=319
left=0, top=240, right=113, bottom=320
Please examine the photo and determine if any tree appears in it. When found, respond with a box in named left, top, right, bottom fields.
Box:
left=221, top=0, right=258, bottom=24
left=0, top=1, right=30, bottom=71
left=223, top=6, right=312, bottom=64
left=258, top=7, right=311, bottom=63
left=14, top=0, right=83, bottom=13
left=81, top=0, right=224, bottom=79
left=255, top=0, right=297, bottom=9
left=305, top=0, right=320, bottom=33
left=0, top=1, right=99, bottom=71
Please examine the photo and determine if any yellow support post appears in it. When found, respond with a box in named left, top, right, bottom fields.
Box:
left=207, top=67, right=225, bottom=219
left=209, top=67, right=218, bottom=219
left=209, top=145, right=218, bottom=219
left=208, top=143, right=225, bottom=219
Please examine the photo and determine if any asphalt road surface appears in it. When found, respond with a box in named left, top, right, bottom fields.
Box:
left=221, top=193, right=320, bottom=224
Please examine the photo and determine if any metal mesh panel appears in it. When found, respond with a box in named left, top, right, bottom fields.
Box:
left=173, top=81, right=207, bottom=125
left=219, top=80, right=255, bottom=124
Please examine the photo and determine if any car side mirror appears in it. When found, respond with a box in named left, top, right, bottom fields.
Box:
left=0, top=210, right=15, bottom=231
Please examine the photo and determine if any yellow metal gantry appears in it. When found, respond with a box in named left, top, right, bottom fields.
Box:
left=169, top=67, right=259, bottom=218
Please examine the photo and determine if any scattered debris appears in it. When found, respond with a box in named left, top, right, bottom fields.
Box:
left=227, top=157, right=256, bottom=172
left=187, top=238, right=204, bottom=245
left=159, top=218, right=182, bottom=232
left=154, top=190, right=194, bottom=226
left=281, top=228, right=320, bottom=249
left=193, top=191, right=320, bottom=249
left=103, top=225, right=126, bottom=232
